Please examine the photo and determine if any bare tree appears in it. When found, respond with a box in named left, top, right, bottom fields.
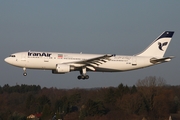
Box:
left=136, top=76, right=167, bottom=118
left=136, top=76, right=166, bottom=87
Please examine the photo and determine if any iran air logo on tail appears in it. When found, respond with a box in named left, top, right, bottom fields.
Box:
left=158, top=42, right=168, bottom=51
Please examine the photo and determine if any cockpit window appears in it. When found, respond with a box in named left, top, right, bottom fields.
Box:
left=9, top=55, right=16, bottom=57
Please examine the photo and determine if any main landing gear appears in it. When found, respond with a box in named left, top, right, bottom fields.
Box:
left=77, top=67, right=89, bottom=80
left=77, top=75, right=89, bottom=80
left=23, top=67, right=27, bottom=76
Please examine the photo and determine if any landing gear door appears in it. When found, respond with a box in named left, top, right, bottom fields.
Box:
left=132, top=57, right=137, bottom=66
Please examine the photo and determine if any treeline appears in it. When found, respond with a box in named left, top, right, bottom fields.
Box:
left=0, top=84, right=41, bottom=94
left=0, top=76, right=180, bottom=120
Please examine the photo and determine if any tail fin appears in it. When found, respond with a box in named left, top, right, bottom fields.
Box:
left=136, top=31, right=174, bottom=57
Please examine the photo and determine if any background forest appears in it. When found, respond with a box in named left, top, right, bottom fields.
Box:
left=0, top=76, right=179, bottom=120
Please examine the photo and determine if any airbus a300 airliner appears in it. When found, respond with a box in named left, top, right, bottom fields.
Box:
left=5, top=31, right=174, bottom=80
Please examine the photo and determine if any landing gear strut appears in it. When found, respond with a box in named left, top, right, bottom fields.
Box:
left=77, top=67, right=89, bottom=80
left=23, top=67, right=27, bottom=76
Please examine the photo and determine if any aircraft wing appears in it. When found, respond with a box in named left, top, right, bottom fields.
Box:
left=150, top=56, right=174, bottom=64
left=68, top=54, right=115, bottom=71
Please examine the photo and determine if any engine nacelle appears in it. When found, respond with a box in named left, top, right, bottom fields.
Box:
left=52, top=64, right=70, bottom=74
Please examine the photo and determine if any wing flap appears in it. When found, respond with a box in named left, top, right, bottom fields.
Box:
left=68, top=54, right=115, bottom=71
left=86, top=66, right=96, bottom=71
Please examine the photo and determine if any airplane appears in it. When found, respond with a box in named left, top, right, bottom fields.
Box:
left=4, top=31, right=174, bottom=80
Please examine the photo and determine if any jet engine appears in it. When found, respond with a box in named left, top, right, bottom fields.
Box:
left=52, top=64, right=70, bottom=74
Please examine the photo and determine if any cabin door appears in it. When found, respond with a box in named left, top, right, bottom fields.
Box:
left=132, top=57, right=137, bottom=66
left=21, top=53, right=27, bottom=66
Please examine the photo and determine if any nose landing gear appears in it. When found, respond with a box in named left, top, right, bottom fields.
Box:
left=23, top=67, right=27, bottom=76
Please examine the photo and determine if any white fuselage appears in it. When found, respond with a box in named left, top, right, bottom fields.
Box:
left=4, top=31, right=174, bottom=79
left=5, top=51, right=154, bottom=72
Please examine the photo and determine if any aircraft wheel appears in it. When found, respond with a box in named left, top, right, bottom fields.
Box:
left=85, top=75, right=89, bottom=79
left=77, top=75, right=89, bottom=80
left=81, top=75, right=85, bottom=80
left=77, top=75, right=81, bottom=80
left=23, top=72, right=27, bottom=76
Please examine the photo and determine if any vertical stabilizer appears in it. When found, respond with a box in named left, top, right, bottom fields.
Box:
left=136, top=31, right=174, bottom=57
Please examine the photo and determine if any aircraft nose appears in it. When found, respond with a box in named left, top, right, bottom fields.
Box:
left=4, top=57, right=10, bottom=64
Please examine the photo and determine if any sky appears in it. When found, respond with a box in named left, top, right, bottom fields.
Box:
left=0, top=1, right=180, bottom=88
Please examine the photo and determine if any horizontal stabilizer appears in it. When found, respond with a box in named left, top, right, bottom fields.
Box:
left=150, top=56, right=174, bottom=64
